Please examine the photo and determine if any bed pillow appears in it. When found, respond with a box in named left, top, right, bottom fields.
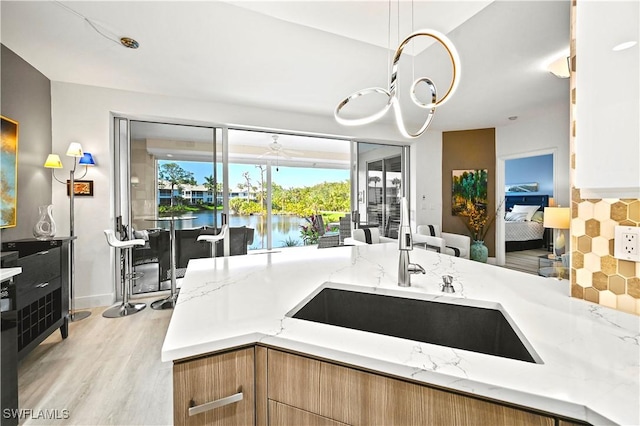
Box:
left=511, top=204, right=540, bottom=221
left=505, top=211, right=527, bottom=222
left=531, top=211, right=544, bottom=223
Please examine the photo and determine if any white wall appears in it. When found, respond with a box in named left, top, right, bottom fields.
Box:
left=411, top=130, right=442, bottom=227
left=51, top=82, right=409, bottom=308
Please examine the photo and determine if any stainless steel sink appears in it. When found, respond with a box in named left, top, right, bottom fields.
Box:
left=286, top=283, right=541, bottom=364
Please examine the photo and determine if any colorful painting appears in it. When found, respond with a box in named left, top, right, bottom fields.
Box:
left=66, top=180, right=94, bottom=196
left=452, top=169, right=488, bottom=215
left=1, top=116, right=19, bottom=228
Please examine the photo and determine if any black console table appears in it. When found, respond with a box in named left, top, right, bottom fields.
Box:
left=1, top=237, right=73, bottom=360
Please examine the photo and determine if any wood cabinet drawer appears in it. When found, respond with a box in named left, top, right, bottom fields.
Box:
left=267, top=348, right=321, bottom=414
left=268, top=349, right=554, bottom=426
left=173, top=347, right=255, bottom=426
left=268, top=400, right=347, bottom=426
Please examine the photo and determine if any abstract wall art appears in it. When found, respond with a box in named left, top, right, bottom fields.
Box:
left=1, top=116, right=19, bottom=228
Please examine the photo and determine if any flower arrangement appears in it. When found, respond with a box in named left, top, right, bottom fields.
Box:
left=458, top=198, right=505, bottom=242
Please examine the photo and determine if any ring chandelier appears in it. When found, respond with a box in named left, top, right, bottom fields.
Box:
left=334, top=29, right=460, bottom=139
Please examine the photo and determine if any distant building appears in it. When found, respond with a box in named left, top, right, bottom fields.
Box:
left=157, top=181, right=254, bottom=205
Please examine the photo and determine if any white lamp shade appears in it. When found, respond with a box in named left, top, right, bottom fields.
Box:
left=66, top=142, right=84, bottom=157
left=543, top=207, right=571, bottom=229
left=44, top=154, right=63, bottom=169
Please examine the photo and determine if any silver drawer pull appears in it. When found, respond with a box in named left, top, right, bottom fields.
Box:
left=36, top=251, right=50, bottom=255
left=188, top=392, right=243, bottom=417
left=35, top=282, right=50, bottom=288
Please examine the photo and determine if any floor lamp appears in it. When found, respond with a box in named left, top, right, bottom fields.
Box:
left=44, top=143, right=95, bottom=322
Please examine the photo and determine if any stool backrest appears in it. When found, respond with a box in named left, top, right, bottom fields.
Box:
left=104, top=229, right=119, bottom=247
left=104, top=229, right=145, bottom=248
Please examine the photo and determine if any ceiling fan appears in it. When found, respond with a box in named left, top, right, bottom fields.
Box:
left=259, top=135, right=304, bottom=170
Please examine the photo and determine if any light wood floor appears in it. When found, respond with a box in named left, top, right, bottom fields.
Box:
left=17, top=297, right=174, bottom=425
left=503, top=248, right=549, bottom=276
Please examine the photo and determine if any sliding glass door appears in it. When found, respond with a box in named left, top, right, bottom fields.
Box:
left=354, top=143, right=409, bottom=236
left=113, top=119, right=352, bottom=294
left=113, top=117, right=222, bottom=294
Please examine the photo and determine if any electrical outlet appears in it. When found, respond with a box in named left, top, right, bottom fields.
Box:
left=614, top=226, right=640, bottom=262
left=623, top=233, right=638, bottom=255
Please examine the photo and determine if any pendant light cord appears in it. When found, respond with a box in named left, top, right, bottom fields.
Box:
left=53, top=1, right=132, bottom=48
left=387, top=0, right=391, bottom=85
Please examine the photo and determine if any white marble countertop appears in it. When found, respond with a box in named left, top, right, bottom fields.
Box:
left=162, top=244, right=640, bottom=425
left=1, top=267, right=22, bottom=281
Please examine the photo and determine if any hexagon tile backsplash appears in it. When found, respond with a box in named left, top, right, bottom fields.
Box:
left=571, top=194, right=640, bottom=315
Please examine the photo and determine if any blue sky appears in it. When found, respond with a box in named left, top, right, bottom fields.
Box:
left=159, top=160, right=348, bottom=189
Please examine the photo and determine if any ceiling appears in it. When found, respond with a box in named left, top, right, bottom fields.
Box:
left=1, top=1, right=570, bottom=138
left=131, top=121, right=351, bottom=168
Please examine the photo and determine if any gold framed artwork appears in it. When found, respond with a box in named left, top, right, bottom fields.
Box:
left=66, top=180, right=94, bottom=197
left=1, top=116, right=19, bottom=228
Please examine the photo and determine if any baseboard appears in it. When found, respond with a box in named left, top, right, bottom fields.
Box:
left=74, top=293, right=115, bottom=309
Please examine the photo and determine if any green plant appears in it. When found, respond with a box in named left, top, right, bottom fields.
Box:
left=280, top=236, right=301, bottom=247
left=300, top=215, right=322, bottom=245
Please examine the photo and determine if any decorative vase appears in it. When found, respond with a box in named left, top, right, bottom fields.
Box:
left=470, top=240, right=488, bottom=263
left=33, top=204, right=56, bottom=240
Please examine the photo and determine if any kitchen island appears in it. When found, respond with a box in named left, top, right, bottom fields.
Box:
left=162, top=244, right=639, bottom=425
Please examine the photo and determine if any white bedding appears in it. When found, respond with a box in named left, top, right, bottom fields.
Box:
left=505, top=220, right=545, bottom=241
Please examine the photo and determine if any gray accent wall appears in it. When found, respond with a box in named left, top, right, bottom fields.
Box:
left=1, top=44, right=52, bottom=241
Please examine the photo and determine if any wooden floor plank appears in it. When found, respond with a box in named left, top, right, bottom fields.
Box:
left=504, top=248, right=549, bottom=276
left=17, top=297, right=173, bottom=425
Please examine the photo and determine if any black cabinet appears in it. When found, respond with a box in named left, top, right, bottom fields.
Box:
left=1, top=238, right=72, bottom=360
left=1, top=252, right=19, bottom=426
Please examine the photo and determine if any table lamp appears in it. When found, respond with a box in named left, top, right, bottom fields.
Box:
left=543, top=207, right=571, bottom=256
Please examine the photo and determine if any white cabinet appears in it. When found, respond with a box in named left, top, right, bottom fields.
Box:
left=575, top=0, right=640, bottom=198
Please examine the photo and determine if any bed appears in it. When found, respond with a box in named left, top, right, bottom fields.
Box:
left=504, top=194, right=550, bottom=252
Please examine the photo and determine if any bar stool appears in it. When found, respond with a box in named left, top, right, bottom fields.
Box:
left=197, top=224, right=229, bottom=257
left=103, top=229, right=147, bottom=318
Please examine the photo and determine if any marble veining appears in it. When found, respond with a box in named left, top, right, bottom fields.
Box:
left=162, top=244, right=640, bottom=425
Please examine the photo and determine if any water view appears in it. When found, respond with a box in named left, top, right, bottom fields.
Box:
left=154, top=210, right=309, bottom=249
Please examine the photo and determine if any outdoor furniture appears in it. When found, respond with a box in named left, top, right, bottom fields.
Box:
left=316, top=214, right=341, bottom=248
left=146, top=216, right=196, bottom=310
left=339, top=214, right=352, bottom=243
left=318, top=234, right=340, bottom=248
left=385, top=218, right=401, bottom=239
